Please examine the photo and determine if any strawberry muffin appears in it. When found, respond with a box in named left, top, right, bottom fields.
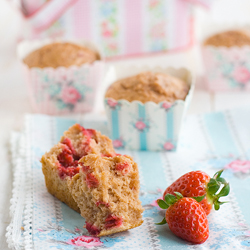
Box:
left=41, top=124, right=115, bottom=212
left=68, top=154, right=144, bottom=236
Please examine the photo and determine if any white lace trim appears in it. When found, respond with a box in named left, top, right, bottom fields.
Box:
left=6, top=132, right=26, bottom=250
left=144, top=217, right=161, bottom=250
left=23, top=115, right=34, bottom=250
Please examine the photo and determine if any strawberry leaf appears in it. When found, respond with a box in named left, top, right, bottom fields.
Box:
left=216, top=177, right=227, bottom=184
left=174, top=192, right=183, bottom=199
left=208, top=184, right=220, bottom=195
left=157, top=199, right=169, bottom=209
left=155, top=217, right=167, bottom=225
left=207, top=178, right=218, bottom=187
left=164, top=194, right=177, bottom=205
left=192, top=194, right=206, bottom=202
left=217, top=183, right=230, bottom=198
left=213, top=169, right=224, bottom=179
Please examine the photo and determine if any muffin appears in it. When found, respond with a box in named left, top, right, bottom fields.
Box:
left=104, top=67, right=193, bottom=151
left=202, top=29, right=250, bottom=91
left=68, top=154, right=144, bottom=236
left=23, top=42, right=100, bottom=68
left=41, top=124, right=116, bottom=212
left=204, top=30, right=250, bottom=47
left=18, top=40, right=105, bottom=115
left=41, top=123, right=144, bottom=236
left=105, top=71, right=189, bottom=104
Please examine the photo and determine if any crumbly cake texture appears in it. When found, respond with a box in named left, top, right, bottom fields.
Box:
left=41, top=143, right=80, bottom=212
left=68, top=154, right=144, bottom=237
left=23, top=42, right=100, bottom=68
left=204, top=30, right=250, bottom=47
left=105, top=71, right=189, bottom=104
left=41, top=124, right=116, bottom=212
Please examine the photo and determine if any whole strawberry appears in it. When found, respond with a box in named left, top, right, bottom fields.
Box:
left=163, top=170, right=230, bottom=215
left=156, top=192, right=209, bottom=244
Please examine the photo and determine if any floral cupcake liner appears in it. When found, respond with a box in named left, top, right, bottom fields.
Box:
left=104, top=66, right=194, bottom=151
left=17, top=39, right=106, bottom=115
left=202, top=46, right=250, bottom=91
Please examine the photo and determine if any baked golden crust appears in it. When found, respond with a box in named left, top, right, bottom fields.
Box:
left=105, top=71, right=189, bottom=104
left=204, top=30, right=250, bottom=47
left=23, top=42, right=100, bottom=68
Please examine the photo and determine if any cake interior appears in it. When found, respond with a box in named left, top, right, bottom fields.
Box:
left=56, top=123, right=116, bottom=179
left=41, top=124, right=116, bottom=211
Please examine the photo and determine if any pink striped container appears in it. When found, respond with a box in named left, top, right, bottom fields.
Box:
left=17, top=0, right=213, bottom=59
left=17, top=39, right=105, bottom=115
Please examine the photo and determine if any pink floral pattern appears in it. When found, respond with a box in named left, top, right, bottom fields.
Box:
left=43, top=76, right=92, bottom=111
left=148, top=0, right=167, bottom=51
left=107, top=98, right=118, bottom=107
left=99, top=0, right=119, bottom=56
left=232, top=66, right=250, bottom=84
left=203, top=47, right=250, bottom=90
left=135, top=121, right=147, bottom=130
left=161, top=102, right=172, bottom=110
left=67, top=235, right=103, bottom=248
left=163, top=142, right=175, bottom=151
left=113, top=138, right=124, bottom=149
left=225, top=160, right=250, bottom=174
left=106, top=98, right=121, bottom=110
left=61, top=86, right=82, bottom=105
left=133, top=118, right=150, bottom=133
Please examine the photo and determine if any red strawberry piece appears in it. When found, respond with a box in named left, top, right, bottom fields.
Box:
left=105, top=215, right=123, bottom=229
left=85, top=222, right=101, bottom=236
left=86, top=173, right=99, bottom=188
left=58, top=166, right=81, bottom=179
left=61, top=138, right=77, bottom=156
left=96, top=201, right=109, bottom=207
left=156, top=192, right=209, bottom=244
left=115, top=162, right=131, bottom=174
left=163, top=170, right=230, bottom=215
left=76, top=124, right=95, bottom=139
left=57, top=145, right=74, bottom=167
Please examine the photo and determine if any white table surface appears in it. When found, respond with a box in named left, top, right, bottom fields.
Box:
left=2, top=1, right=250, bottom=249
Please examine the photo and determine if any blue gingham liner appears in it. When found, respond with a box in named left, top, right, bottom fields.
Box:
left=6, top=108, right=250, bottom=249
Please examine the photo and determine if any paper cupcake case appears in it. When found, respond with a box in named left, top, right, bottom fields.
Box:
left=202, top=46, right=250, bottom=91
left=104, top=67, right=194, bottom=151
left=17, top=39, right=105, bottom=115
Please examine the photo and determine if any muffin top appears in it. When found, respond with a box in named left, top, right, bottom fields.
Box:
left=204, top=30, right=250, bottom=47
left=105, top=71, right=189, bottom=104
left=23, top=42, right=100, bottom=68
